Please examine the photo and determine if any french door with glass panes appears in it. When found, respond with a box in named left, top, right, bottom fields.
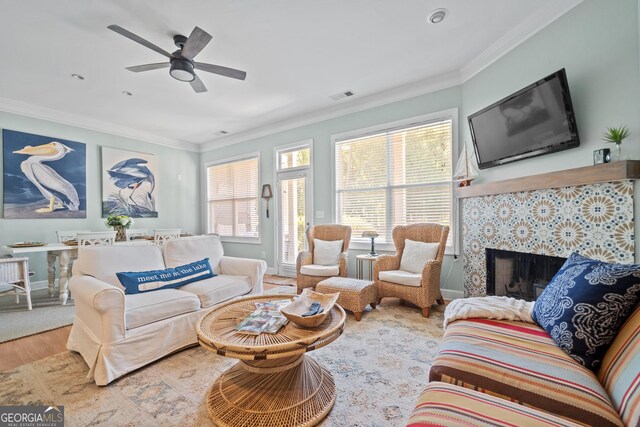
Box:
left=276, top=169, right=312, bottom=276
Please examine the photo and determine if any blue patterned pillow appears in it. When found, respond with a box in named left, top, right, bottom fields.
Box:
left=117, top=258, right=215, bottom=294
left=532, top=253, right=640, bottom=370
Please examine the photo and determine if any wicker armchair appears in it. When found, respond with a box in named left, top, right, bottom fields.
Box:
left=374, top=223, right=449, bottom=318
left=296, top=224, right=352, bottom=293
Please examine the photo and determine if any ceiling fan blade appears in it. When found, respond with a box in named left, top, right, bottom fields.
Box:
left=195, top=62, right=247, bottom=80
left=108, top=24, right=172, bottom=59
left=181, top=27, right=213, bottom=60
left=126, top=62, right=170, bottom=72
left=190, top=75, right=208, bottom=93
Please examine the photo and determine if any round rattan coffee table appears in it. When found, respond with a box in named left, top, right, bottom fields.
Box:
left=196, top=294, right=346, bottom=427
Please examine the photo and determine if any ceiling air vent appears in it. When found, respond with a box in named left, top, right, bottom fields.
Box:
left=329, top=90, right=355, bottom=101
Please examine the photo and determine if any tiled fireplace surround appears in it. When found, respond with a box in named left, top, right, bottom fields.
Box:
left=462, top=180, right=635, bottom=297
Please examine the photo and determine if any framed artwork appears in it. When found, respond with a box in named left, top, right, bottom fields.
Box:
left=101, top=147, right=158, bottom=218
left=3, top=129, right=86, bottom=219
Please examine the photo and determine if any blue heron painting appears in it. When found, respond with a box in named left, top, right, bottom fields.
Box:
left=3, top=129, right=86, bottom=219
left=102, top=147, right=158, bottom=218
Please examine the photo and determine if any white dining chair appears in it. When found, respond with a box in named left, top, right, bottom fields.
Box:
left=0, top=255, right=32, bottom=310
left=154, top=228, right=182, bottom=245
left=77, top=231, right=117, bottom=248
left=125, top=228, right=149, bottom=240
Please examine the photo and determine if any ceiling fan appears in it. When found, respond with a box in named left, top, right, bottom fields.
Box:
left=107, top=24, right=247, bottom=93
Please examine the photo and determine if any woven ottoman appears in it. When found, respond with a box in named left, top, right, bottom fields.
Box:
left=316, top=277, right=377, bottom=321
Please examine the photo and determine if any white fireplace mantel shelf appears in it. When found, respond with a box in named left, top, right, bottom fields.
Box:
left=456, top=161, right=640, bottom=199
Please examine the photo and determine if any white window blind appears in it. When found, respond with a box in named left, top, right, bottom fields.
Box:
left=335, top=118, right=453, bottom=247
left=207, top=156, right=260, bottom=240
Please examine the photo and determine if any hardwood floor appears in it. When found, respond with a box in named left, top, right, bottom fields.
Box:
left=0, top=325, right=71, bottom=371
left=0, top=282, right=292, bottom=372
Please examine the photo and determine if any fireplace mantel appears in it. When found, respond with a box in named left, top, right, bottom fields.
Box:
left=456, top=160, right=640, bottom=199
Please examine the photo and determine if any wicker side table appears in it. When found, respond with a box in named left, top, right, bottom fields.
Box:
left=196, top=294, right=346, bottom=427
left=316, top=277, right=377, bottom=321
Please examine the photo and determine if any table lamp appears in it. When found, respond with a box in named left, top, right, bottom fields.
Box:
left=362, top=231, right=379, bottom=256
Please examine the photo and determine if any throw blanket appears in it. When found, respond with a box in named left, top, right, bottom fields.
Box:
left=443, top=296, right=535, bottom=329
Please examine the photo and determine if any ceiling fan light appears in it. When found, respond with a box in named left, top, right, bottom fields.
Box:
left=170, top=59, right=195, bottom=82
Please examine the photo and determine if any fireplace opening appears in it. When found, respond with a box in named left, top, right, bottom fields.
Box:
left=486, top=249, right=567, bottom=301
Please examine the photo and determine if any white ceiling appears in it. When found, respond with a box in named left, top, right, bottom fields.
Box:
left=0, top=0, right=579, bottom=151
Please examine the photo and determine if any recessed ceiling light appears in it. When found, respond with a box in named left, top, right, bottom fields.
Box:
left=70, top=73, right=85, bottom=80
left=428, top=8, right=448, bottom=24
left=122, top=91, right=133, bottom=96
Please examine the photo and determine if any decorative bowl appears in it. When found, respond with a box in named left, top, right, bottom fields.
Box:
left=280, top=289, right=340, bottom=328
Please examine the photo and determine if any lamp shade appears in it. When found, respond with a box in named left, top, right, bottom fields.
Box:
left=362, top=231, right=378, bottom=238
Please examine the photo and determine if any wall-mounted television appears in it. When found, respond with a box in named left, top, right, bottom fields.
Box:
left=468, top=68, right=580, bottom=169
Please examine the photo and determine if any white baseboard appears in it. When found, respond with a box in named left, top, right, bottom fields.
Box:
left=441, top=289, right=464, bottom=300
left=265, top=267, right=277, bottom=275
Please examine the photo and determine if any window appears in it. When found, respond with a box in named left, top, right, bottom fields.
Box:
left=206, top=155, right=260, bottom=242
left=334, top=114, right=454, bottom=249
left=278, top=146, right=311, bottom=170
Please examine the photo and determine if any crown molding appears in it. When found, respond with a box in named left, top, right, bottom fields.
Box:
left=201, top=0, right=583, bottom=152
left=0, top=96, right=199, bottom=152
left=200, top=71, right=462, bottom=152
left=459, top=0, right=583, bottom=82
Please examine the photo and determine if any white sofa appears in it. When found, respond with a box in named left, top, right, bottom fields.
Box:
left=66, top=235, right=267, bottom=385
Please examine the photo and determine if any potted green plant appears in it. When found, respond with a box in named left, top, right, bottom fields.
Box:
left=603, top=125, right=631, bottom=161
left=106, top=214, right=134, bottom=241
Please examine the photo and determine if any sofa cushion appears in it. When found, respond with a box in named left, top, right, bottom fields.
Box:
left=313, top=239, right=343, bottom=266
left=117, top=258, right=215, bottom=294
left=73, top=245, right=166, bottom=290
left=598, top=305, right=640, bottom=427
left=430, top=318, right=623, bottom=427
left=163, top=235, right=224, bottom=271
left=179, top=275, right=252, bottom=308
left=125, top=289, right=201, bottom=330
left=300, top=264, right=339, bottom=277
left=379, top=270, right=421, bottom=286
left=400, top=239, right=439, bottom=274
left=532, top=252, right=640, bottom=370
left=407, top=382, right=584, bottom=427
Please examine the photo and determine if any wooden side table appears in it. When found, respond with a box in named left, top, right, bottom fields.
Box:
left=356, top=254, right=379, bottom=280
left=196, top=294, right=346, bottom=427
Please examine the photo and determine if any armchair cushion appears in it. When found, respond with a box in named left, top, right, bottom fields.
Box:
left=125, top=289, right=201, bottom=330
left=313, top=239, right=343, bottom=266
left=379, top=270, right=421, bottom=286
left=300, top=264, right=339, bottom=277
left=400, top=239, right=439, bottom=274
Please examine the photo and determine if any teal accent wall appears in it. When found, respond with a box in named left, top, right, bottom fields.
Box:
left=201, top=87, right=464, bottom=291
left=3, top=0, right=639, bottom=296
left=201, top=0, right=640, bottom=294
left=461, top=0, right=640, bottom=183
left=0, top=111, right=201, bottom=283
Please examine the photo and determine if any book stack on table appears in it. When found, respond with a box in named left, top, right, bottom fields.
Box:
left=235, top=299, right=292, bottom=335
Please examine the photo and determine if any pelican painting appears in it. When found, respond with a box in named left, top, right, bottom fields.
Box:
left=102, top=147, right=158, bottom=218
left=3, top=129, right=86, bottom=219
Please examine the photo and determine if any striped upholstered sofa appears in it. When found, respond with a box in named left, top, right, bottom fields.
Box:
left=406, top=305, right=640, bottom=427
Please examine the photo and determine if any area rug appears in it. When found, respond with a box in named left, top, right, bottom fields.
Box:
left=1, top=303, right=444, bottom=426
left=263, top=274, right=297, bottom=286
left=0, top=288, right=75, bottom=343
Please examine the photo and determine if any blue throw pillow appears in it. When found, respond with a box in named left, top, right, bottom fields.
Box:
left=117, top=258, right=215, bottom=295
left=532, top=252, right=640, bottom=370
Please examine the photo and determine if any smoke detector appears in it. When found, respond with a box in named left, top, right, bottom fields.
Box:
left=428, top=8, right=448, bottom=24
left=329, top=90, right=355, bottom=101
